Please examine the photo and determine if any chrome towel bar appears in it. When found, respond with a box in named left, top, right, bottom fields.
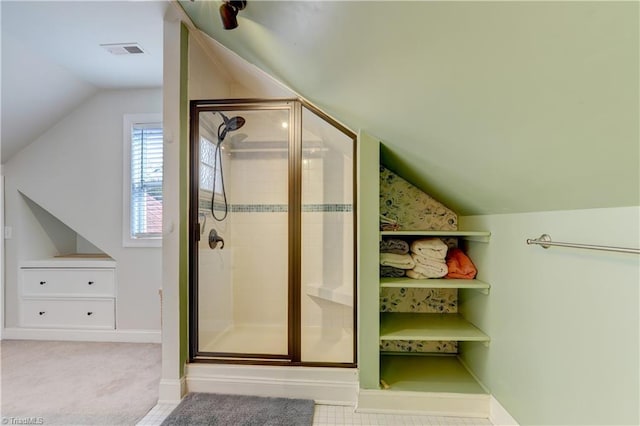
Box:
left=526, top=234, right=640, bottom=255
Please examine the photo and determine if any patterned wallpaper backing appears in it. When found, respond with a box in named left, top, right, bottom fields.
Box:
left=380, top=288, right=459, bottom=353
left=379, top=166, right=457, bottom=231
left=380, top=288, right=457, bottom=313
left=379, top=166, right=459, bottom=353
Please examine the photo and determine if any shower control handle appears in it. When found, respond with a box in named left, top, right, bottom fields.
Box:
left=208, top=229, right=225, bottom=250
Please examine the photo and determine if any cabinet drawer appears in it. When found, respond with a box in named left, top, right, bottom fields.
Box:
left=20, top=299, right=115, bottom=329
left=21, top=268, right=115, bottom=298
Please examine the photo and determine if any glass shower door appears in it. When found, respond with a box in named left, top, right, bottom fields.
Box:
left=300, top=105, right=355, bottom=364
left=190, top=99, right=356, bottom=366
left=194, top=104, right=293, bottom=359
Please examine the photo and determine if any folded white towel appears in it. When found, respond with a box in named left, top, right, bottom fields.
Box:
left=410, top=238, right=448, bottom=260
left=411, top=253, right=445, bottom=268
left=406, top=269, right=428, bottom=279
left=380, top=253, right=416, bottom=270
left=412, top=259, right=448, bottom=278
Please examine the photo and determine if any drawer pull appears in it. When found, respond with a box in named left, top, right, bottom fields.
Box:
left=39, top=281, right=46, bottom=285
left=87, top=312, right=93, bottom=316
left=88, top=281, right=95, bottom=285
left=38, top=311, right=46, bottom=316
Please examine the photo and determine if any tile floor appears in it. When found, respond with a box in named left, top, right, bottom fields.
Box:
left=137, top=403, right=179, bottom=425
left=137, top=402, right=493, bottom=425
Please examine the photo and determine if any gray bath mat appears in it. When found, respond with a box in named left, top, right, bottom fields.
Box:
left=161, top=392, right=315, bottom=426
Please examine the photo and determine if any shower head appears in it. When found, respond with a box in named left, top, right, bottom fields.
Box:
left=220, top=112, right=246, bottom=131
left=217, top=112, right=246, bottom=142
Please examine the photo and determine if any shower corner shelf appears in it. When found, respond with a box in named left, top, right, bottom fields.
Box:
left=305, top=284, right=353, bottom=307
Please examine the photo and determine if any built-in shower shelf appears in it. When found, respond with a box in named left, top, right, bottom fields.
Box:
left=305, top=284, right=353, bottom=307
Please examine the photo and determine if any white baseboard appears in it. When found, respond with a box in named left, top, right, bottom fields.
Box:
left=2, top=327, right=161, bottom=343
left=490, top=395, right=519, bottom=425
left=185, top=363, right=358, bottom=405
left=357, top=389, right=490, bottom=418
left=158, top=376, right=187, bottom=403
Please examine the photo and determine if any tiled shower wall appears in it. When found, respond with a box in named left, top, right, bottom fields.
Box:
left=227, top=153, right=289, bottom=327
left=301, top=150, right=354, bottom=332
left=198, top=148, right=354, bottom=332
left=198, top=155, right=234, bottom=342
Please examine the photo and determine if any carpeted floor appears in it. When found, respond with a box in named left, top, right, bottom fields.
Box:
left=160, top=393, right=315, bottom=426
left=1, top=340, right=161, bottom=425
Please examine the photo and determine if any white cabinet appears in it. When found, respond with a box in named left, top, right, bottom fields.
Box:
left=21, top=269, right=115, bottom=298
left=20, top=299, right=115, bottom=329
left=19, top=259, right=116, bottom=330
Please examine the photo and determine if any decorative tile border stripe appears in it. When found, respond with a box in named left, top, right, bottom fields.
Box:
left=303, top=204, right=352, bottom=212
left=233, top=204, right=289, bottom=213
left=199, top=200, right=352, bottom=213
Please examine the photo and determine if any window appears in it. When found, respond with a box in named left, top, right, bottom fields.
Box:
left=199, top=136, right=222, bottom=194
left=123, top=114, right=163, bottom=247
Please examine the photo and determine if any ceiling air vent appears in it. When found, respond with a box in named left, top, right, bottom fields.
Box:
left=100, top=43, right=145, bottom=55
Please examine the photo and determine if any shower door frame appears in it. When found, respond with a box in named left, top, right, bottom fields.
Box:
left=188, top=98, right=357, bottom=368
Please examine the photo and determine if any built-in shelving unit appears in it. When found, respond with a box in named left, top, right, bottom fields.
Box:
left=357, top=135, right=491, bottom=416
left=377, top=229, right=491, bottom=401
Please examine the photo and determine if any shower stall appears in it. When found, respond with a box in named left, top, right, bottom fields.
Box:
left=189, top=99, right=356, bottom=366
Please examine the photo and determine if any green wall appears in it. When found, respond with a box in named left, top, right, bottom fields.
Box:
left=179, top=23, right=189, bottom=374
left=459, top=207, right=639, bottom=425
left=357, top=131, right=380, bottom=389
left=175, top=5, right=639, bottom=420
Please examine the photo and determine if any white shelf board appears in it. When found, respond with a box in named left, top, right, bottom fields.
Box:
left=380, top=354, right=487, bottom=394
left=380, top=277, right=490, bottom=294
left=380, top=230, right=490, bottom=242
left=380, top=313, right=489, bottom=342
left=21, top=257, right=116, bottom=269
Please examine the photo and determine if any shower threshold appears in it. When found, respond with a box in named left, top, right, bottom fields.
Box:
left=186, top=356, right=359, bottom=404
left=199, top=324, right=354, bottom=364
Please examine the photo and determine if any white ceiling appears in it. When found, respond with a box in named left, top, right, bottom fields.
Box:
left=1, top=0, right=168, bottom=163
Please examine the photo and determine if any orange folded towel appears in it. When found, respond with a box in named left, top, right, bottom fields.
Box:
left=445, top=248, right=477, bottom=279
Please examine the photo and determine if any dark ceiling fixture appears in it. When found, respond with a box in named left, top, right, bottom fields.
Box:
left=219, top=1, right=247, bottom=30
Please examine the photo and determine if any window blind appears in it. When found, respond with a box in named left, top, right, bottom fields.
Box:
left=131, top=123, right=163, bottom=239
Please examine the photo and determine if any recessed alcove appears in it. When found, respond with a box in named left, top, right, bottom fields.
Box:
left=19, top=192, right=110, bottom=260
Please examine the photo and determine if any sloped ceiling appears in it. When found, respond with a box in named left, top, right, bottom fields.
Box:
left=1, top=1, right=167, bottom=163
left=179, top=1, right=638, bottom=215
left=1, top=33, right=97, bottom=163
